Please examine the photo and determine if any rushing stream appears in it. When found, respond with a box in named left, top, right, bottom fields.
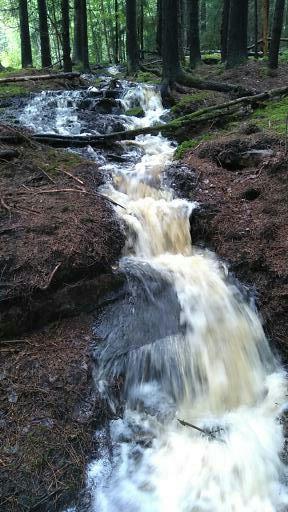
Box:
left=18, top=81, right=288, bottom=511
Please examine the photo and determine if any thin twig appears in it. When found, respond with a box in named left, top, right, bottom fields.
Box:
left=37, top=166, right=56, bottom=184
left=177, top=418, right=225, bottom=442
left=58, top=168, right=84, bottom=185
left=39, top=262, right=62, bottom=290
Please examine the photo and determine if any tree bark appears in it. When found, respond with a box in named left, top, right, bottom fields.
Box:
left=200, top=0, right=206, bottom=33
left=263, top=0, right=270, bottom=55
left=73, top=0, right=82, bottom=64
left=61, top=0, right=72, bottom=71
left=73, top=0, right=90, bottom=70
left=19, top=0, right=33, bottom=68
left=178, top=0, right=186, bottom=65
left=156, top=0, right=162, bottom=55
left=126, top=0, right=139, bottom=73
left=226, top=0, right=248, bottom=68
left=254, top=0, right=258, bottom=58
left=115, top=0, right=120, bottom=63
left=162, top=0, right=182, bottom=85
left=220, top=0, right=230, bottom=62
left=80, top=0, right=90, bottom=71
left=269, top=0, right=286, bottom=69
left=37, top=0, right=52, bottom=67
left=188, top=0, right=201, bottom=68
left=139, top=0, right=144, bottom=59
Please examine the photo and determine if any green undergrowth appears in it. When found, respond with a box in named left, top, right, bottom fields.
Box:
left=0, top=83, right=28, bottom=97
left=174, top=132, right=217, bottom=159
left=172, top=90, right=216, bottom=117
left=252, top=97, right=288, bottom=134
left=135, top=70, right=161, bottom=84
left=202, top=52, right=221, bottom=61
left=31, top=148, right=84, bottom=180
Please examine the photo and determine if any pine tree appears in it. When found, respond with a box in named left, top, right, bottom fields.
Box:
left=269, top=0, right=286, bottom=69
left=37, top=0, right=52, bottom=67
left=226, top=0, right=248, bottom=68
left=126, top=0, right=139, bottom=73
left=19, top=0, right=33, bottom=68
left=61, top=0, right=72, bottom=71
left=221, top=0, right=230, bottom=62
left=188, top=0, right=201, bottom=68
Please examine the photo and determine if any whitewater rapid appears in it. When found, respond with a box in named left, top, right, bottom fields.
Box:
left=18, top=82, right=288, bottom=512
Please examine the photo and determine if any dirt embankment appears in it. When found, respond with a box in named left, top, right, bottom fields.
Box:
left=167, top=131, right=288, bottom=359
left=0, top=125, right=125, bottom=338
left=0, top=121, right=125, bottom=510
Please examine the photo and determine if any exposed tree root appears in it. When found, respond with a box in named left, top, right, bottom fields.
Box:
left=174, top=71, right=255, bottom=96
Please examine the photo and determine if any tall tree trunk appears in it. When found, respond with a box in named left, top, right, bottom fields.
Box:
left=126, top=0, right=139, bottom=73
left=178, top=0, right=186, bottom=65
left=269, top=0, right=286, bottom=69
left=61, top=0, right=72, bottom=71
left=226, top=0, right=248, bottom=68
left=188, top=0, right=201, bottom=68
left=80, top=0, right=90, bottom=70
left=254, top=0, right=258, bottom=58
left=221, top=0, right=230, bottom=62
left=156, top=0, right=162, bottom=55
left=37, top=0, right=52, bottom=67
left=115, top=0, right=120, bottom=63
left=139, top=0, right=144, bottom=60
left=263, top=0, right=270, bottom=55
left=200, top=0, right=206, bottom=33
left=73, top=0, right=90, bottom=70
left=19, top=0, right=33, bottom=67
left=162, top=0, right=182, bottom=85
left=73, top=0, right=82, bottom=64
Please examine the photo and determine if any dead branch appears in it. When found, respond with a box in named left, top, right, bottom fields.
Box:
left=58, top=168, right=84, bottom=185
left=39, top=262, right=62, bottom=290
left=177, top=418, right=225, bottom=442
left=0, top=72, right=80, bottom=84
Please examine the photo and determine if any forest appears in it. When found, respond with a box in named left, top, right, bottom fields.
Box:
left=1, top=1, right=288, bottom=512
left=0, top=0, right=288, bottom=74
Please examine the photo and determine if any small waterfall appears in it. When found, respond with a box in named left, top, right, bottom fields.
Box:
left=18, top=84, right=288, bottom=512
left=19, top=90, right=84, bottom=135
left=88, top=84, right=288, bottom=512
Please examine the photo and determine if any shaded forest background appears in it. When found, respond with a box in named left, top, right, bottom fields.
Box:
left=0, top=0, right=288, bottom=74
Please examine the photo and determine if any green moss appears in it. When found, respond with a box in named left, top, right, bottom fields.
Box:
left=280, top=50, right=288, bottom=63
left=174, top=132, right=221, bottom=160
left=0, top=83, right=28, bottom=97
left=202, top=52, right=221, bottom=61
left=172, top=91, right=213, bottom=116
left=252, top=96, right=288, bottom=134
left=135, top=71, right=160, bottom=84
left=174, top=140, right=197, bottom=159
left=125, top=107, right=145, bottom=117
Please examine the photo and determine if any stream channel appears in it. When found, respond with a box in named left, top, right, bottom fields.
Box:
left=15, top=77, right=288, bottom=512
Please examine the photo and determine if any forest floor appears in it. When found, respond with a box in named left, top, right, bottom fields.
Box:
left=0, top=62, right=288, bottom=510
left=0, top=102, right=125, bottom=509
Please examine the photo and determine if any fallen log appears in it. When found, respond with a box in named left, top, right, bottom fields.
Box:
left=32, top=108, right=241, bottom=147
left=31, top=83, right=288, bottom=146
left=247, top=37, right=288, bottom=50
left=0, top=72, right=80, bottom=84
left=171, top=72, right=255, bottom=96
